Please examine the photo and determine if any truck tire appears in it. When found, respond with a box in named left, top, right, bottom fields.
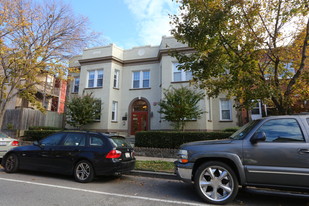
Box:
left=194, top=161, right=239, bottom=205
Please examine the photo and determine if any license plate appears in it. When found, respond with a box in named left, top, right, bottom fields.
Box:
left=0, top=142, right=6, bottom=146
left=125, top=152, right=131, bottom=158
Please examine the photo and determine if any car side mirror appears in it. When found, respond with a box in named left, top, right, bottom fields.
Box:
left=251, top=132, right=266, bottom=144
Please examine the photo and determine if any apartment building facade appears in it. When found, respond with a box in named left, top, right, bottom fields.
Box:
left=68, top=36, right=241, bottom=136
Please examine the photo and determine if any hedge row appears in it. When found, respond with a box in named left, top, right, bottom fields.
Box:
left=23, top=130, right=62, bottom=141
left=135, top=131, right=234, bottom=149
left=28, top=126, right=62, bottom=131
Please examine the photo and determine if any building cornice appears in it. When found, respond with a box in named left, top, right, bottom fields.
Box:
left=78, top=47, right=195, bottom=67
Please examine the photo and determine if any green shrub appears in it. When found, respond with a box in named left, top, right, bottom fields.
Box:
left=28, top=126, right=62, bottom=131
left=135, top=131, right=233, bottom=149
left=23, top=130, right=62, bottom=141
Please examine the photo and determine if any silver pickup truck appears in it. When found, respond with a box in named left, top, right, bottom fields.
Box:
left=175, top=114, right=309, bottom=204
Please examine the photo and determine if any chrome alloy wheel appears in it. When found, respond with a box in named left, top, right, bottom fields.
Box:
left=75, top=162, right=91, bottom=181
left=198, top=166, right=234, bottom=202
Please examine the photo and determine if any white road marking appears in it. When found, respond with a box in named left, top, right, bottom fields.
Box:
left=0, top=177, right=208, bottom=206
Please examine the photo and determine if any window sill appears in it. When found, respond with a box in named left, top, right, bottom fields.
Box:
left=113, top=87, right=120, bottom=90
left=84, top=87, right=103, bottom=90
left=219, top=120, right=233, bottom=122
left=111, top=121, right=118, bottom=123
left=71, top=92, right=78, bottom=94
left=129, top=87, right=151, bottom=90
left=171, top=81, right=191, bottom=84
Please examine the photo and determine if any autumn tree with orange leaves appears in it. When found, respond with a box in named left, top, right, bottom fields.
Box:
left=171, top=0, right=309, bottom=115
left=0, top=0, right=99, bottom=125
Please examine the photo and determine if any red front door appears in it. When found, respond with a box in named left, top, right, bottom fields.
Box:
left=131, top=112, right=148, bottom=135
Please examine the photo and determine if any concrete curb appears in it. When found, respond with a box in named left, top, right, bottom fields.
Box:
left=128, top=170, right=179, bottom=180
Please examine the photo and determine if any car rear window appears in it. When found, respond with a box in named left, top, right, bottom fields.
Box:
left=109, top=136, right=131, bottom=148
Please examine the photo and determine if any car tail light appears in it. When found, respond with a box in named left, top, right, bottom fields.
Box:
left=106, top=150, right=122, bottom=159
left=11, top=140, right=19, bottom=146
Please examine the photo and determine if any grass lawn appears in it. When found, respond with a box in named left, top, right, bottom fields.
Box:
left=135, top=160, right=175, bottom=173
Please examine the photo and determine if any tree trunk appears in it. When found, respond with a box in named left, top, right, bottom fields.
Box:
left=271, top=96, right=288, bottom=115
left=0, top=101, right=8, bottom=130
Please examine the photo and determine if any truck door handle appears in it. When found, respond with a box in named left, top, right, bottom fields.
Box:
left=298, top=149, right=309, bottom=154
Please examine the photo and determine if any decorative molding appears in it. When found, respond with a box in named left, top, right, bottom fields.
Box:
left=78, top=47, right=195, bottom=67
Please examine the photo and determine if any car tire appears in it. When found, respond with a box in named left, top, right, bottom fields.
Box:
left=194, top=161, right=238, bottom=205
left=4, top=153, right=19, bottom=173
left=74, top=160, right=94, bottom=183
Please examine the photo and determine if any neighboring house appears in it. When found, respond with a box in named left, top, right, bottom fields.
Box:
left=5, top=74, right=67, bottom=114
left=68, top=36, right=241, bottom=136
left=1, top=74, right=66, bottom=136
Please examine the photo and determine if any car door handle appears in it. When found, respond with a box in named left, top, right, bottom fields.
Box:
left=298, top=149, right=309, bottom=154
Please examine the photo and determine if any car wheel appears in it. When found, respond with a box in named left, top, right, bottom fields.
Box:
left=4, top=153, right=19, bottom=173
left=194, top=161, right=238, bottom=205
left=74, top=160, right=94, bottom=183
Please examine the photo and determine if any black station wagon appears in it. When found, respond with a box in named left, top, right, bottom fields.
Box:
left=1, top=131, right=135, bottom=183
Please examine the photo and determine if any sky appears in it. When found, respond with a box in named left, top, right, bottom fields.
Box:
left=62, top=0, right=180, bottom=49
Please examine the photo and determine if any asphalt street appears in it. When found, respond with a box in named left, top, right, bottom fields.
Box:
left=0, top=169, right=309, bottom=206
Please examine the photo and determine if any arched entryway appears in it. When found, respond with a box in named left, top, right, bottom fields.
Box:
left=130, top=98, right=150, bottom=135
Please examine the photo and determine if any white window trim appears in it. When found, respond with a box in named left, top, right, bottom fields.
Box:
left=114, top=69, right=120, bottom=89
left=132, top=70, right=150, bottom=89
left=72, top=77, right=79, bottom=93
left=87, top=69, right=103, bottom=88
left=112, top=101, right=118, bottom=121
left=172, top=63, right=192, bottom=82
left=219, top=99, right=232, bottom=121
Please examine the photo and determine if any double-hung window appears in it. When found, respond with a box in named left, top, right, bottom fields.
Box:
left=72, top=77, right=79, bottom=93
left=112, top=101, right=118, bottom=121
left=132, top=71, right=150, bottom=89
left=114, top=70, right=120, bottom=88
left=88, top=69, right=103, bottom=88
left=220, top=99, right=232, bottom=121
left=173, top=63, right=192, bottom=82
left=94, top=99, right=102, bottom=121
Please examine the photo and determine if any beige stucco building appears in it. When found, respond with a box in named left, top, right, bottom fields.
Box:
left=68, top=36, right=241, bottom=136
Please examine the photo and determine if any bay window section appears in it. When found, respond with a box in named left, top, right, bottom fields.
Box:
left=112, top=101, right=118, bottom=121
left=97, top=70, right=103, bottom=87
left=88, top=71, right=95, bottom=88
left=72, top=77, right=79, bottom=93
left=87, top=69, right=103, bottom=88
left=94, top=99, right=102, bottom=121
left=113, top=70, right=120, bottom=88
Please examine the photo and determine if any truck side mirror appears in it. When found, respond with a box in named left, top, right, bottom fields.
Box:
left=251, top=132, right=266, bottom=144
